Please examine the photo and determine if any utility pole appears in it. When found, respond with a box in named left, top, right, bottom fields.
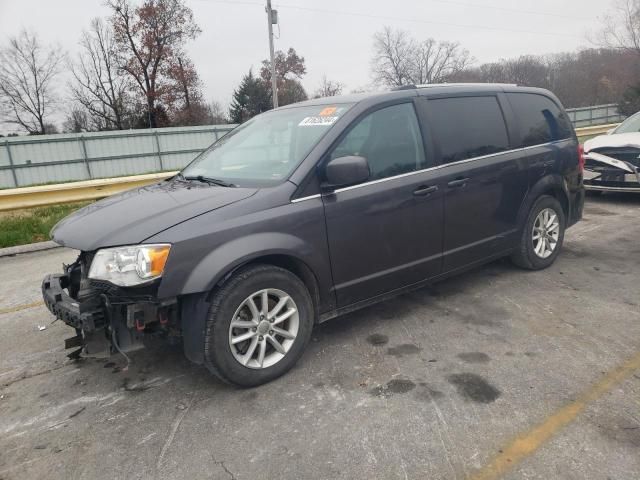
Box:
left=266, top=0, right=278, bottom=108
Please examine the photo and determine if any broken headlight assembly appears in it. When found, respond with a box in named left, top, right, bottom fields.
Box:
left=88, top=244, right=171, bottom=287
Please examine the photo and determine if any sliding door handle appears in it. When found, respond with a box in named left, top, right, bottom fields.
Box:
left=447, top=178, right=470, bottom=188
left=413, top=185, right=438, bottom=196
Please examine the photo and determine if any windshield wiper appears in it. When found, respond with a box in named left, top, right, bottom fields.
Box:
left=182, top=175, right=236, bottom=188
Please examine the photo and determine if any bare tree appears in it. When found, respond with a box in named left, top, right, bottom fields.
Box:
left=371, top=27, right=472, bottom=87
left=207, top=100, right=228, bottom=124
left=450, top=48, right=640, bottom=108
left=166, top=54, right=208, bottom=125
left=371, top=27, right=412, bottom=87
left=0, top=30, right=65, bottom=134
left=70, top=18, right=130, bottom=130
left=409, top=38, right=472, bottom=84
left=597, top=0, right=640, bottom=55
left=314, top=75, right=344, bottom=98
left=62, top=107, right=90, bottom=133
left=108, top=0, right=201, bottom=127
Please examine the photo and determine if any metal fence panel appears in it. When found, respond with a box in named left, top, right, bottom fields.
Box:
left=0, top=170, right=15, bottom=188
left=0, top=124, right=235, bottom=188
left=161, top=152, right=202, bottom=171
left=86, top=133, right=155, bottom=159
left=0, top=142, right=11, bottom=167
left=90, top=156, right=161, bottom=179
left=566, top=104, right=626, bottom=128
left=15, top=162, right=87, bottom=187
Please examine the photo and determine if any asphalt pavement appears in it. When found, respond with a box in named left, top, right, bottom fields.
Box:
left=1, top=194, right=639, bottom=480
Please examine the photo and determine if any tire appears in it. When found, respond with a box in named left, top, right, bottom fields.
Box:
left=203, top=264, right=314, bottom=387
left=511, top=195, right=566, bottom=270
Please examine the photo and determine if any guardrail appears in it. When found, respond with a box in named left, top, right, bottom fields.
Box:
left=0, top=172, right=176, bottom=211
left=0, top=123, right=620, bottom=212
left=575, top=123, right=617, bottom=140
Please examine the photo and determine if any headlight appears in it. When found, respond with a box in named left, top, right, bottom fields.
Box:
left=88, top=244, right=171, bottom=287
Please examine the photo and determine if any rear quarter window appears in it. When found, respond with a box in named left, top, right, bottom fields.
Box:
left=428, top=96, right=509, bottom=164
left=507, top=93, right=573, bottom=147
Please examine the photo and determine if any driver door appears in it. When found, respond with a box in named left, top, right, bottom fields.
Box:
left=321, top=101, right=445, bottom=307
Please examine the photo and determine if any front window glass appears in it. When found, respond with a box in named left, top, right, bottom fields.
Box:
left=182, top=104, right=353, bottom=186
left=330, top=103, right=427, bottom=180
left=615, top=113, right=640, bottom=134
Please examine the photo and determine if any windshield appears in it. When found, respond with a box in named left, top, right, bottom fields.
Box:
left=182, top=104, right=353, bottom=186
left=614, top=112, right=640, bottom=134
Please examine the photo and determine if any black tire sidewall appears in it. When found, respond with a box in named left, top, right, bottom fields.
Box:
left=204, top=266, right=313, bottom=387
left=523, top=196, right=566, bottom=269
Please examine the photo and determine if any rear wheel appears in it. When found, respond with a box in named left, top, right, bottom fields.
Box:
left=511, top=195, right=565, bottom=270
left=204, top=264, right=314, bottom=387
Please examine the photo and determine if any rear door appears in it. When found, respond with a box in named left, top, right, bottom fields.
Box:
left=420, top=94, right=529, bottom=272
left=321, top=101, right=445, bottom=307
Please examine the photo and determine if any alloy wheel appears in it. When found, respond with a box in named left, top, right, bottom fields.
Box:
left=532, top=207, right=560, bottom=259
left=228, top=288, right=299, bottom=369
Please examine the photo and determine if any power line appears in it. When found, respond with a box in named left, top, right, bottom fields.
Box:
left=270, top=3, right=584, bottom=39
left=199, top=0, right=589, bottom=21
left=199, top=0, right=591, bottom=37
left=418, top=0, right=590, bottom=21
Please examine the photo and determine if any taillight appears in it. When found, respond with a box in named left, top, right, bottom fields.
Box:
left=578, top=145, right=585, bottom=172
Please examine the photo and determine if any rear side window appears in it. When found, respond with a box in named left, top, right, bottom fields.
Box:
left=428, top=96, right=509, bottom=164
left=507, top=93, right=572, bottom=147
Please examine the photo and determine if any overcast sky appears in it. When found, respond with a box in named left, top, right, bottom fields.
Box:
left=0, top=0, right=611, bottom=132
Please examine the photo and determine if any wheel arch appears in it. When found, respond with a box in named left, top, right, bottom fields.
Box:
left=213, top=254, right=322, bottom=321
left=177, top=232, right=325, bottom=319
left=517, top=174, right=570, bottom=231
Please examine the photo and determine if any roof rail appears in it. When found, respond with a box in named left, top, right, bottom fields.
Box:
left=391, top=82, right=518, bottom=91
left=391, top=85, right=418, bottom=91
left=417, top=83, right=518, bottom=88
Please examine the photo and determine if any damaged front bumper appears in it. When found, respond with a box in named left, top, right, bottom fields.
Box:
left=42, top=258, right=178, bottom=359
left=42, top=273, right=104, bottom=332
left=584, top=151, right=640, bottom=192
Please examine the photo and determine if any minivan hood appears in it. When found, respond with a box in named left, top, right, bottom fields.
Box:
left=51, top=179, right=257, bottom=251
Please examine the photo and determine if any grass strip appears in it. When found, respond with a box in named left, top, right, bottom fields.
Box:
left=0, top=202, right=89, bottom=248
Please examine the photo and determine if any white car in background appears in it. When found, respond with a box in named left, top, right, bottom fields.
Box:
left=583, top=112, right=640, bottom=192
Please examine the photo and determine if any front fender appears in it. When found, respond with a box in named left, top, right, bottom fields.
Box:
left=175, top=232, right=314, bottom=296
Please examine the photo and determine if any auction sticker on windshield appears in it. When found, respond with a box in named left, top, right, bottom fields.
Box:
left=299, top=116, right=339, bottom=126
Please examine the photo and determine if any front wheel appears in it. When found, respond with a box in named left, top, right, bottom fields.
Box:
left=203, top=264, right=314, bottom=387
left=511, top=195, right=566, bottom=270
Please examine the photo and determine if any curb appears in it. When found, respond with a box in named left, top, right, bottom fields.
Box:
left=0, top=241, right=61, bottom=258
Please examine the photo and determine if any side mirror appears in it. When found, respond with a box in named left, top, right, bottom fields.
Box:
left=323, top=155, right=370, bottom=190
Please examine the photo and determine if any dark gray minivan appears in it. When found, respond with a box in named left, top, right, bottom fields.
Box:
left=42, top=84, right=585, bottom=386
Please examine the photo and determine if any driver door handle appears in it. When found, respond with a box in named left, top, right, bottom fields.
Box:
left=447, top=178, right=470, bottom=188
left=413, top=185, right=438, bottom=197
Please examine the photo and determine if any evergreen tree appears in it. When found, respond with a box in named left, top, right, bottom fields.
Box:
left=229, top=70, right=272, bottom=123
left=618, top=84, right=640, bottom=117
left=279, top=78, right=308, bottom=106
